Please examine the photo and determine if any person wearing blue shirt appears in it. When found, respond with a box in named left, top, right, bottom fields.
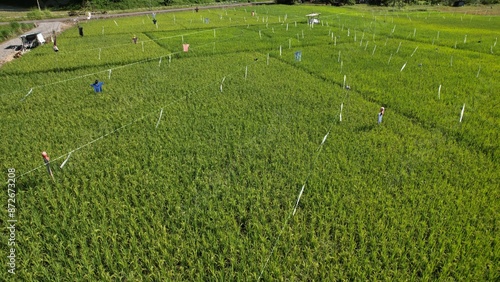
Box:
left=378, top=107, right=385, bottom=124
left=91, top=80, right=104, bottom=93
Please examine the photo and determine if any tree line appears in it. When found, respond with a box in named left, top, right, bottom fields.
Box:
left=3, top=0, right=499, bottom=10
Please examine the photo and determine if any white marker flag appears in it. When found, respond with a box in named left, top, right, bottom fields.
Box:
left=321, top=132, right=330, bottom=145
left=20, top=88, right=33, bottom=101
left=156, top=108, right=164, bottom=129
left=400, top=62, right=407, bottom=72
left=293, top=184, right=306, bottom=216
left=459, top=103, right=465, bottom=122
left=411, top=46, right=418, bottom=57
left=340, top=103, right=343, bottom=122
left=220, top=76, right=226, bottom=92
left=60, top=152, right=72, bottom=169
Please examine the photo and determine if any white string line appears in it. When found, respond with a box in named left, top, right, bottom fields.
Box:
left=14, top=15, right=356, bottom=181
left=11, top=15, right=338, bottom=175
left=78, top=16, right=310, bottom=55
left=14, top=57, right=261, bottom=181
left=257, top=133, right=329, bottom=281
left=54, top=28, right=216, bottom=56
left=17, top=113, right=151, bottom=179
left=10, top=20, right=349, bottom=180
left=3, top=40, right=230, bottom=101
left=257, top=90, right=347, bottom=281
left=48, top=10, right=311, bottom=59
left=3, top=14, right=338, bottom=100
left=0, top=27, right=267, bottom=100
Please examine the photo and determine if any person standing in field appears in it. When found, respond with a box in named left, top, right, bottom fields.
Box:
left=91, top=80, right=104, bottom=93
left=378, top=107, right=385, bottom=124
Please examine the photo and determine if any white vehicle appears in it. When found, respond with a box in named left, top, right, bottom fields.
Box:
left=20, top=32, right=45, bottom=49
left=306, top=13, right=320, bottom=25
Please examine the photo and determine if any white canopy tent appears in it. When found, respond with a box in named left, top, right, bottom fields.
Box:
left=306, top=13, right=320, bottom=24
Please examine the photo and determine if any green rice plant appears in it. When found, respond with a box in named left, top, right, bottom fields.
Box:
left=1, top=4, right=499, bottom=281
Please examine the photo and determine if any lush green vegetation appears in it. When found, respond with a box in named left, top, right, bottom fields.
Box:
left=3, top=0, right=499, bottom=11
left=1, top=0, right=253, bottom=11
left=1, top=5, right=499, bottom=280
left=0, top=22, right=34, bottom=41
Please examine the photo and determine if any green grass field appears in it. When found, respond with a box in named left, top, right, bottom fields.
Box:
left=1, top=4, right=499, bottom=280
